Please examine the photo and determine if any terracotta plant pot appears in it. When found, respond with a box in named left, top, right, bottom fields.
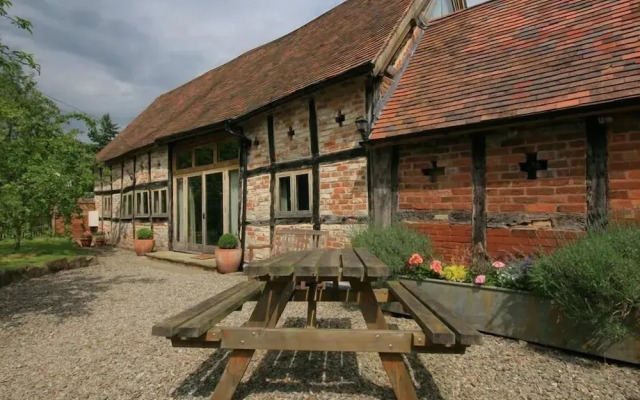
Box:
left=94, top=237, right=106, bottom=247
left=134, top=239, right=155, bottom=256
left=215, top=248, right=242, bottom=274
left=80, top=238, right=92, bottom=248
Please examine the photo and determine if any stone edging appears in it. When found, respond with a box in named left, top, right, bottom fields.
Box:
left=0, top=256, right=97, bottom=289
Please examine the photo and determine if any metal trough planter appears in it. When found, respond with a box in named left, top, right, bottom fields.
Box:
left=400, top=279, right=639, bottom=365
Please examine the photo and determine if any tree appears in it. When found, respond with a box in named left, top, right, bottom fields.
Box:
left=0, top=4, right=96, bottom=250
left=0, top=0, right=39, bottom=72
left=88, top=113, right=120, bottom=151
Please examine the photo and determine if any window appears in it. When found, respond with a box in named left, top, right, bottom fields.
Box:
left=276, top=170, right=312, bottom=216
left=102, top=196, right=112, bottom=217
left=121, top=193, right=133, bottom=218
left=152, top=188, right=169, bottom=217
left=218, top=140, right=239, bottom=162
left=135, top=191, right=150, bottom=217
left=177, top=150, right=193, bottom=170
left=424, top=0, right=454, bottom=20
left=195, top=145, right=214, bottom=166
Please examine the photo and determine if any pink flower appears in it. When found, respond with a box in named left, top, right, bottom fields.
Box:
left=492, top=261, right=506, bottom=269
left=430, top=260, right=443, bottom=274
left=475, top=275, right=486, bottom=285
left=408, top=254, right=424, bottom=268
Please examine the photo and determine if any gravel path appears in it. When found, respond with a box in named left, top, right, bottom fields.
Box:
left=0, top=249, right=638, bottom=400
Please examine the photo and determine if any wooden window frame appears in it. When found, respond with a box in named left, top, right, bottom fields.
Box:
left=102, top=196, right=112, bottom=218
left=173, top=138, right=239, bottom=174
left=151, top=188, right=169, bottom=217
left=121, top=193, right=133, bottom=219
left=275, top=169, right=313, bottom=218
left=135, top=191, right=150, bottom=218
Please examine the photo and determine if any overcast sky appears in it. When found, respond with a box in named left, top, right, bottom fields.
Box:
left=1, top=0, right=489, bottom=132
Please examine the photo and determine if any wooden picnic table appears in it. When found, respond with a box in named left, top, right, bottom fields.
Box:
left=152, top=249, right=482, bottom=400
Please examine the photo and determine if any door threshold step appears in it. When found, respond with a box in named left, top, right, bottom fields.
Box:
left=146, top=251, right=217, bottom=270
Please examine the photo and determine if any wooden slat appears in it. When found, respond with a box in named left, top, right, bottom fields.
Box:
left=317, top=250, right=341, bottom=277
left=290, top=287, right=390, bottom=303
left=220, top=328, right=415, bottom=353
left=341, top=250, right=365, bottom=279
left=386, top=281, right=455, bottom=345
left=244, top=252, right=290, bottom=277
left=400, top=280, right=483, bottom=345
left=176, top=281, right=265, bottom=338
left=294, top=250, right=324, bottom=276
left=268, top=251, right=311, bottom=277
left=355, top=248, right=390, bottom=277
left=152, top=282, right=250, bottom=337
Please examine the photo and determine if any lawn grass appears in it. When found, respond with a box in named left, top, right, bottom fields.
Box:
left=0, top=237, right=92, bottom=270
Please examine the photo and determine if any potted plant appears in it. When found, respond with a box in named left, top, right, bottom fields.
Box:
left=134, top=228, right=155, bottom=256
left=215, top=234, right=242, bottom=274
left=80, top=231, right=93, bottom=248
left=93, top=231, right=106, bottom=247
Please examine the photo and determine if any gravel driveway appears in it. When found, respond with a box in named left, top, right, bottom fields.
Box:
left=1, top=249, right=638, bottom=400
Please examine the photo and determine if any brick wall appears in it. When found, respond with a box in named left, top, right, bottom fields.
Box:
left=405, top=222, right=472, bottom=262
left=609, top=114, right=640, bottom=221
left=273, top=98, right=311, bottom=163
left=486, top=122, right=586, bottom=215
left=53, top=198, right=96, bottom=239
left=398, top=137, right=472, bottom=211
left=319, top=157, right=368, bottom=217
left=246, top=174, right=271, bottom=222
left=246, top=116, right=270, bottom=170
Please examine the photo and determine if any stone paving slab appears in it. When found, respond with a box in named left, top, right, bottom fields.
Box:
left=146, top=251, right=217, bottom=270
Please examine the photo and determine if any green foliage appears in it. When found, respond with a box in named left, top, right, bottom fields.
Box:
left=529, top=226, right=640, bottom=340
left=0, top=66, right=97, bottom=251
left=136, top=228, right=153, bottom=240
left=0, top=237, right=90, bottom=270
left=0, top=0, right=39, bottom=72
left=88, top=113, right=120, bottom=152
left=218, top=233, right=239, bottom=249
left=350, top=224, right=434, bottom=279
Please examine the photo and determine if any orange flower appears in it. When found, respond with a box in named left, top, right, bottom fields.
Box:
left=408, top=253, right=424, bottom=268
left=430, top=260, right=443, bottom=274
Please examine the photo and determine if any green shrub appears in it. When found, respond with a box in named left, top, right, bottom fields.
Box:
left=350, top=224, right=434, bottom=279
left=529, top=226, right=640, bottom=340
left=218, top=233, right=239, bottom=249
left=136, top=228, right=153, bottom=240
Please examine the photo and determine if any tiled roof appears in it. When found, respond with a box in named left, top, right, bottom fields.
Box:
left=97, top=0, right=417, bottom=162
left=372, top=0, right=640, bottom=140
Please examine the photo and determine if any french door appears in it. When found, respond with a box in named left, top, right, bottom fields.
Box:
left=173, top=169, right=239, bottom=253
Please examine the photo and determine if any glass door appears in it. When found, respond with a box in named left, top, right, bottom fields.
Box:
left=204, top=172, right=224, bottom=253
left=187, top=175, right=204, bottom=252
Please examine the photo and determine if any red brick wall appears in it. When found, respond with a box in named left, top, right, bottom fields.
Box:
left=486, top=123, right=587, bottom=214
left=487, top=228, right=582, bottom=259
left=609, top=115, right=640, bottom=221
left=405, top=222, right=471, bottom=262
left=319, top=158, right=368, bottom=217
left=54, top=199, right=96, bottom=239
left=398, top=138, right=472, bottom=211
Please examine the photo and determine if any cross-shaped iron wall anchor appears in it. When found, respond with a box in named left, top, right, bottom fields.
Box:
left=287, top=126, right=295, bottom=138
left=422, top=161, right=445, bottom=183
left=519, top=153, right=548, bottom=180
left=335, top=110, right=346, bottom=127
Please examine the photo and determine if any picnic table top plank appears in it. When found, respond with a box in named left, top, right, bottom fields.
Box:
left=244, top=252, right=290, bottom=277
left=268, top=250, right=312, bottom=277
left=355, top=248, right=389, bottom=277
left=386, top=281, right=456, bottom=345
left=341, top=250, right=365, bottom=279
left=294, top=250, right=325, bottom=277
left=317, top=249, right=341, bottom=277
left=400, top=280, right=483, bottom=345
left=176, top=280, right=266, bottom=338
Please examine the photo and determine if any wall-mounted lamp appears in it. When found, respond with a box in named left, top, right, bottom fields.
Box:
left=355, top=116, right=369, bottom=141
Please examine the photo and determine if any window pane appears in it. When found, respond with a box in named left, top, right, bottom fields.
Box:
left=195, top=146, right=214, bottom=166
left=296, top=174, right=310, bottom=211
left=161, top=190, right=168, bottom=214
left=153, top=191, right=160, bottom=214
left=229, top=170, right=239, bottom=235
left=136, top=193, right=142, bottom=214
left=177, top=179, right=183, bottom=241
left=279, top=176, right=292, bottom=212
left=127, top=195, right=133, bottom=216
left=177, top=150, right=192, bottom=169
left=143, top=193, right=149, bottom=214
left=218, top=140, right=239, bottom=162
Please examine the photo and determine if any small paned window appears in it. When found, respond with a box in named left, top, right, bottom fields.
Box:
left=135, top=192, right=150, bottom=217
left=195, top=146, right=214, bottom=166
left=102, top=197, right=112, bottom=217
left=152, top=188, right=169, bottom=217
left=276, top=170, right=312, bottom=216
left=121, top=193, right=134, bottom=218
left=217, top=140, right=239, bottom=162
left=176, top=151, right=192, bottom=169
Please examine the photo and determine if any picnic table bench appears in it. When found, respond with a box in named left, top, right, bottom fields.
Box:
left=153, top=249, right=482, bottom=400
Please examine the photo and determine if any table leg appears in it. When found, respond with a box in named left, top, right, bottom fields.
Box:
left=306, top=282, right=317, bottom=328
left=210, top=280, right=295, bottom=400
left=351, top=280, right=419, bottom=400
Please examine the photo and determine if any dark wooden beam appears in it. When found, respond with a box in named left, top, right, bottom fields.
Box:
left=309, top=99, right=321, bottom=231
left=471, top=134, right=487, bottom=258
left=585, top=116, right=609, bottom=230
left=167, top=144, right=174, bottom=249
left=268, top=115, right=276, bottom=245
left=246, top=147, right=366, bottom=177
left=239, top=138, right=249, bottom=263
left=370, top=146, right=396, bottom=227
left=94, top=180, right=169, bottom=196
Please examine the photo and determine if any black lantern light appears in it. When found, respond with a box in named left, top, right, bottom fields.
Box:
left=355, top=116, right=369, bottom=141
